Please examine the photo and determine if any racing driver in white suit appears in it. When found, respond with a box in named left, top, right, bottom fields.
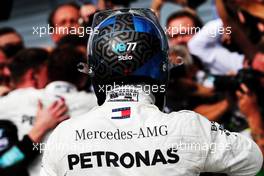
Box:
left=41, top=8, right=263, bottom=176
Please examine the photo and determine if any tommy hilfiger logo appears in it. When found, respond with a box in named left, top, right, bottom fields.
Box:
left=111, top=107, right=131, bottom=119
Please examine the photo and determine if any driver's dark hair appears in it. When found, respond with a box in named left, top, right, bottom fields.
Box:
left=9, top=48, right=49, bottom=85
left=57, top=34, right=87, bottom=48
left=48, top=45, right=85, bottom=87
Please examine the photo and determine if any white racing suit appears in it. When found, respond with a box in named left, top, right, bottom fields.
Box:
left=40, top=87, right=263, bottom=176
left=0, top=81, right=97, bottom=176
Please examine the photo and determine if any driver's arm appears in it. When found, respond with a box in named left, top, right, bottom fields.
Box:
left=195, top=113, right=263, bottom=175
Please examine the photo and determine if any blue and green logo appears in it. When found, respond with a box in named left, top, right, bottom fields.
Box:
left=112, top=42, right=137, bottom=54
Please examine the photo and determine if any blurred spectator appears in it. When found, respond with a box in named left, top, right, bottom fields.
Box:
left=57, top=34, right=87, bottom=56
left=165, top=45, right=216, bottom=112
left=0, top=48, right=50, bottom=175
left=165, top=10, right=219, bottom=113
left=165, top=10, right=237, bottom=124
left=0, top=27, right=25, bottom=95
left=0, top=49, right=10, bottom=96
left=0, top=48, right=50, bottom=136
left=31, top=46, right=97, bottom=175
left=57, top=35, right=93, bottom=91
left=47, top=45, right=89, bottom=90
left=151, top=0, right=206, bottom=18
left=42, top=45, right=97, bottom=116
left=191, top=1, right=264, bottom=151
left=8, top=48, right=49, bottom=89
left=48, top=2, right=80, bottom=43
left=166, top=9, right=203, bottom=47
left=188, top=19, right=244, bottom=75
left=0, top=27, right=24, bottom=59
left=0, top=46, right=97, bottom=176
left=0, top=100, right=68, bottom=176
left=215, top=0, right=264, bottom=74
left=0, top=27, right=25, bottom=94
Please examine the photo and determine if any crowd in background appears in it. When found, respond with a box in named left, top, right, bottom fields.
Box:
left=0, top=0, right=263, bottom=175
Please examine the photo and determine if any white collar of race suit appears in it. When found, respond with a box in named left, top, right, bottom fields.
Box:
left=105, top=85, right=155, bottom=104
left=45, top=81, right=77, bottom=94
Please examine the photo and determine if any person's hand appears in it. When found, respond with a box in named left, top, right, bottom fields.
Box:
left=0, top=86, right=10, bottom=96
left=28, top=99, right=70, bottom=143
left=80, top=4, right=97, bottom=23
left=97, top=0, right=106, bottom=10
left=252, top=52, right=264, bottom=73
left=236, top=83, right=259, bottom=118
left=195, top=83, right=215, bottom=98
left=151, top=0, right=164, bottom=17
left=36, top=99, right=69, bottom=131
left=237, top=84, right=264, bottom=156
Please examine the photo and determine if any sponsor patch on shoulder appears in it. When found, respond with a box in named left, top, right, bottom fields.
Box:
left=108, top=91, right=138, bottom=102
left=112, top=107, right=131, bottom=119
